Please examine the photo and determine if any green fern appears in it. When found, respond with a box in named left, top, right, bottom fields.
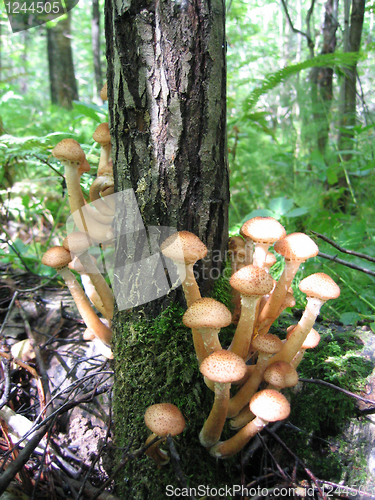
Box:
left=246, top=52, right=361, bottom=109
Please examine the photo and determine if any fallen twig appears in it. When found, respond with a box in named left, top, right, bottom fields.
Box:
left=167, top=435, right=196, bottom=500
left=265, top=426, right=327, bottom=500
left=299, top=377, right=375, bottom=407
left=318, top=251, right=375, bottom=277
left=0, top=357, right=11, bottom=410
left=311, top=231, right=375, bottom=263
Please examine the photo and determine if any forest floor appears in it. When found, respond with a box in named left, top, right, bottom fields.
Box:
left=1, top=263, right=375, bottom=500
left=0, top=264, right=116, bottom=500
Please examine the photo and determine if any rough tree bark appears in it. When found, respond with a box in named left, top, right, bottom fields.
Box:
left=47, top=11, right=78, bottom=108
left=104, top=0, right=232, bottom=498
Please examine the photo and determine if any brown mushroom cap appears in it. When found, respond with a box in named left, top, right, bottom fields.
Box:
left=41, top=246, right=72, bottom=270
left=249, top=389, right=291, bottom=422
left=263, top=361, right=299, bottom=388
left=299, top=272, right=340, bottom=301
left=160, top=231, right=207, bottom=264
left=274, top=233, right=319, bottom=262
left=251, top=333, right=283, bottom=354
left=93, top=123, right=111, bottom=146
left=52, top=139, right=86, bottom=165
left=286, top=325, right=320, bottom=349
left=199, top=350, right=247, bottom=384
left=229, top=265, right=274, bottom=297
left=144, top=403, right=185, bottom=437
left=228, top=236, right=246, bottom=251
left=100, top=82, right=108, bottom=102
left=63, top=232, right=92, bottom=255
left=182, top=298, right=232, bottom=330
left=241, top=217, right=286, bottom=244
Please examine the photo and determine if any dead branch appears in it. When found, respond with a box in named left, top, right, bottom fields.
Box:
left=318, top=251, right=375, bottom=276
left=280, top=0, right=315, bottom=50
left=299, top=377, right=375, bottom=408
left=166, top=435, right=196, bottom=500
left=264, top=426, right=327, bottom=500
left=311, top=231, right=375, bottom=263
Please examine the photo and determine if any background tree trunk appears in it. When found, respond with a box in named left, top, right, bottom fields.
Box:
left=105, top=0, right=231, bottom=497
left=47, top=12, right=78, bottom=108
left=310, top=0, right=338, bottom=157
left=336, top=0, right=366, bottom=207
left=91, top=0, right=103, bottom=102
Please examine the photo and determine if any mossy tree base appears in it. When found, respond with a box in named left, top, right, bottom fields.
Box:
left=113, top=304, right=241, bottom=499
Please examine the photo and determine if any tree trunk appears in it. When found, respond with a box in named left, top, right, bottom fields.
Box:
left=104, top=0, right=231, bottom=497
left=336, top=0, right=365, bottom=207
left=310, top=0, right=338, bottom=156
left=47, top=12, right=78, bottom=108
left=92, top=0, right=103, bottom=101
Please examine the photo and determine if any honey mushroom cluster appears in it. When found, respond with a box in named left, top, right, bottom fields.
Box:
left=145, top=217, right=340, bottom=464
left=40, top=89, right=339, bottom=462
left=42, top=83, right=115, bottom=357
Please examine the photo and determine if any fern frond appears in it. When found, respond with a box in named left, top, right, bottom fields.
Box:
left=247, top=52, right=361, bottom=109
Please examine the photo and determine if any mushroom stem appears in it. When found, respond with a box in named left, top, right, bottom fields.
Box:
left=199, top=382, right=230, bottom=448
left=229, top=296, right=259, bottom=359
left=59, top=267, right=112, bottom=345
left=256, top=259, right=301, bottom=335
left=252, top=242, right=271, bottom=269
left=144, top=434, right=169, bottom=467
left=211, top=389, right=290, bottom=457
left=63, top=233, right=114, bottom=321
left=174, top=261, right=201, bottom=307
left=226, top=351, right=272, bottom=418
left=269, top=297, right=324, bottom=365
left=210, top=415, right=267, bottom=458
left=229, top=406, right=255, bottom=430
left=75, top=252, right=114, bottom=321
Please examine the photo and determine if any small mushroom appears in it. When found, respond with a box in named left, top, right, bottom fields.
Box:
left=93, top=122, right=113, bottom=177
left=182, top=298, right=231, bottom=355
left=210, top=389, right=290, bottom=458
left=240, top=217, right=286, bottom=269
left=199, top=350, right=247, bottom=448
left=100, top=82, right=107, bottom=102
left=161, top=231, right=208, bottom=364
left=287, top=325, right=320, bottom=368
left=257, top=233, right=319, bottom=335
left=227, top=333, right=283, bottom=418
left=263, top=361, right=299, bottom=390
left=270, top=273, right=339, bottom=364
left=229, top=265, right=274, bottom=359
left=41, top=246, right=112, bottom=345
left=52, top=139, right=113, bottom=242
left=160, top=231, right=207, bottom=307
left=144, top=403, right=185, bottom=467
left=63, top=232, right=114, bottom=321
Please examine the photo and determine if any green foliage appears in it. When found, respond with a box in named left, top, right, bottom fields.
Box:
left=282, top=327, right=373, bottom=478
left=246, top=52, right=361, bottom=109
left=226, top=0, right=375, bottom=321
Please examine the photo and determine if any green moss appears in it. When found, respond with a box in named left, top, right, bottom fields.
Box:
left=280, top=327, right=373, bottom=481
left=112, top=303, right=241, bottom=499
